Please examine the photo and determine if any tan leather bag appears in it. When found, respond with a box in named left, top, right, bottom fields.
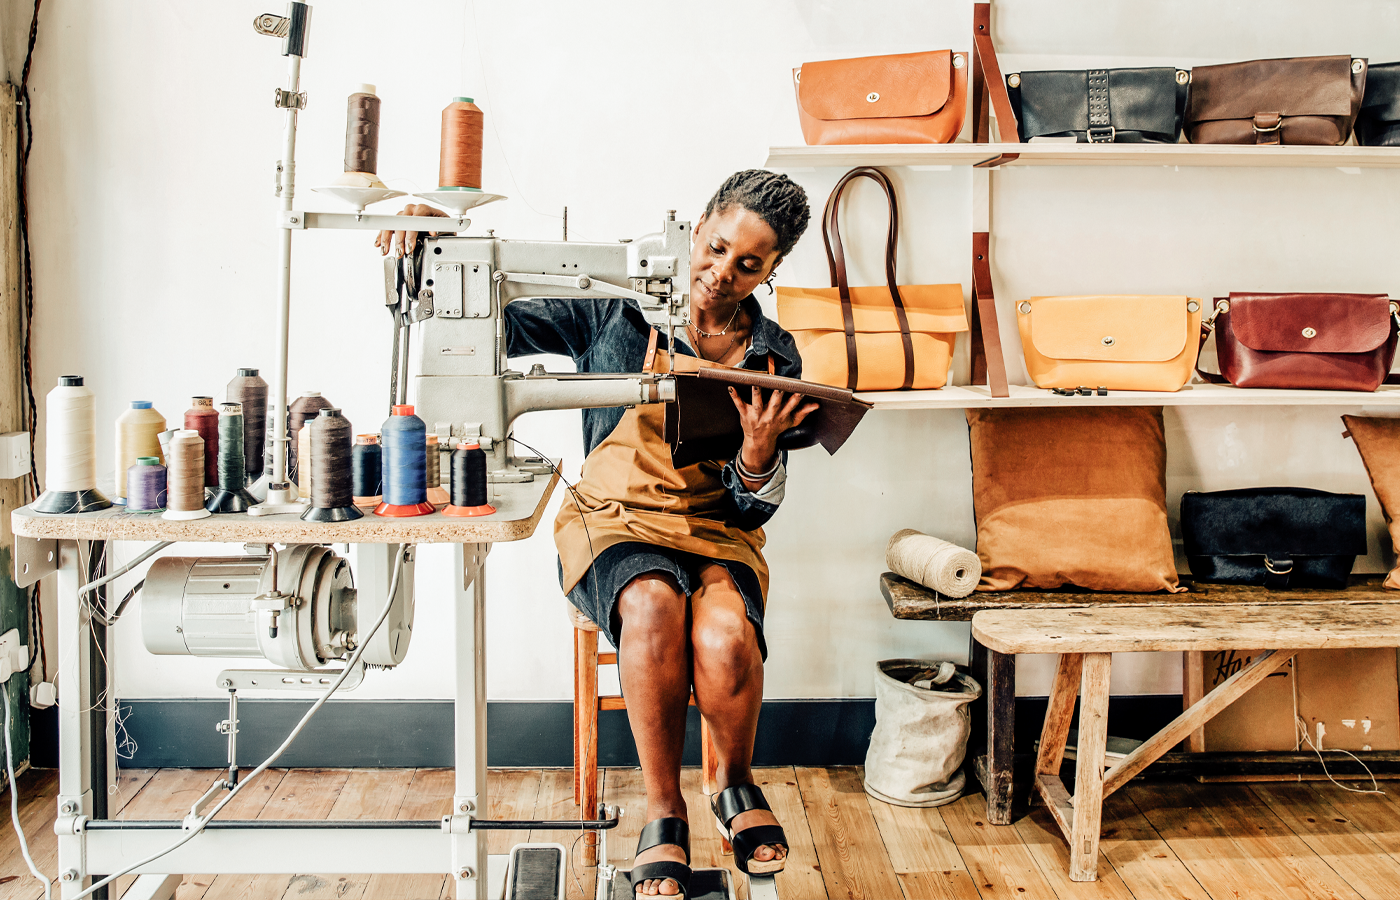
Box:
left=794, top=50, right=969, bottom=145
left=1017, top=295, right=1203, bottom=392
left=777, top=167, right=969, bottom=391
left=1185, top=55, right=1367, bottom=145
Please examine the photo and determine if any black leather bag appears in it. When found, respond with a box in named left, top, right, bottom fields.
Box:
left=1358, top=62, right=1400, bottom=146
left=1006, top=67, right=1190, bottom=143
left=1180, top=488, right=1366, bottom=589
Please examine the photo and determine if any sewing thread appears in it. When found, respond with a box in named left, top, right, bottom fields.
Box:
left=352, top=434, right=382, bottom=506
left=287, top=391, right=331, bottom=483
left=33, top=375, right=111, bottom=514
left=438, top=97, right=483, bottom=190
left=114, top=401, right=165, bottom=501
left=344, top=84, right=380, bottom=176
left=206, top=402, right=258, bottom=513
left=375, top=405, right=434, bottom=517
left=226, top=368, right=267, bottom=482
left=297, top=423, right=313, bottom=503
left=425, top=434, right=449, bottom=506
left=302, top=408, right=362, bottom=522
left=443, top=441, right=495, bottom=517
left=183, top=397, right=219, bottom=487
left=163, top=429, right=211, bottom=520
left=126, top=457, right=166, bottom=512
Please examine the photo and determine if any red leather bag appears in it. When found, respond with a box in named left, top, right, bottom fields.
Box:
left=1198, top=292, right=1400, bottom=391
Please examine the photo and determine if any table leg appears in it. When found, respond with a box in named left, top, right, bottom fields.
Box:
left=983, top=647, right=1016, bottom=825
left=453, top=542, right=490, bottom=900
left=1069, top=653, right=1112, bottom=883
left=57, top=540, right=97, bottom=898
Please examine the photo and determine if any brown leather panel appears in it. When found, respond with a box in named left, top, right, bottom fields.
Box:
left=1229, top=293, right=1390, bottom=354
left=1342, top=415, right=1400, bottom=588
left=794, top=53, right=968, bottom=145
left=1188, top=56, right=1355, bottom=121
left=971, top=232, right=1010, bottom=398
left=972, top=3, right=1020, bottom=144
left=798, top=50, right=953, bottom=120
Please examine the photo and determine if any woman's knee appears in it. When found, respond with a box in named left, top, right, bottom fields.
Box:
left=616, top=573, right=687, bottom=645
left=691, top=599, right=757, bottom=669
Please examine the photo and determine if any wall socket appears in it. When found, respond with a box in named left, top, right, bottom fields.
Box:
left=0, top=629, right=28, bottom=684
left=0, top=433, right=30, bottom=480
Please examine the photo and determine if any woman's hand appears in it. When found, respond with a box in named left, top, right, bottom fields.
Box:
left=728, top=387, right=819, bottom=487
left=374, top=203, right=452, bottom=257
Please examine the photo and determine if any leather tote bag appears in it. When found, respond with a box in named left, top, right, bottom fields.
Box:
left=1006, top=67, right=1190, bottom=143
left=1181, top=488, right=1366, bottom=589
left=793, top=50, right=969, bottom=145
left=1198, top=293, right=1399, bottom=391
left=1357, top=62, right=1400, bottom=145
left=777, top=167, right=968, bottom=391
left=1185, top=55, right=1367, bottom=145
left=1016, top=295, right=1203, bottom=392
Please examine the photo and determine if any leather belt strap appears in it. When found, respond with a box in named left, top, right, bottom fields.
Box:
left=1253, top=112, right=1283, bottom=145
left=822, top=166, right=915, bottom=390
left=971, top=3, right=1020, bottom=143
left=1086, top=69, right=1113, bottom=142
left=970, top=232, right=1010, bottom=398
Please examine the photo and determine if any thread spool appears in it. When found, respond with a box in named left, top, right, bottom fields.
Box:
left=183, top=397, right=219, bottom=488
left=352, top=434, right=382, bottom=507
left=443, top=442, right=495, bottom=517
left=163, top=430, right=210, bottom=520
left=114, top=401, right=165, bottom=502
left=302, top=408, right=362, bottom=522
left=425, top=434, right=450, bottom=506
left=297, top=423, right=313, bottom=503
left=126, top=457, right=166, bottom=512
left=375, top=404, right=435, bottom=517
left=344, top=84, right=381, bottom=177
left=206, top=402, right=259, bottom=513
left=33, top=375, right=111, bottom=514
left=438, top=97, right=484, bottom=191
left=287, top=391, right=332, bottom=482
left=226, top=368, right=267, bottom=482
left=885, top=530, right=981, bottom=599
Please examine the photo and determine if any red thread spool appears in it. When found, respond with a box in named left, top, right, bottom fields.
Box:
left=183, top=397, right=219, bottom=487
left=438, top=97, right=483, bottom=190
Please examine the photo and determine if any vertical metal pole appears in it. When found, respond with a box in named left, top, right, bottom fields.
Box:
left=87, top=543, right=110, bottom=899
left=452, top=543, right=489, bottom=899
left=56, top=541, right=93, bottom=898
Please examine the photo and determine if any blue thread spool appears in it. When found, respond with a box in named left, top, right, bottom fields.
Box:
left=352, top=434, right=382, bottom=506
left=374, top=405, right=434, bottom=517
left=126, top=457, right=166, bottom=511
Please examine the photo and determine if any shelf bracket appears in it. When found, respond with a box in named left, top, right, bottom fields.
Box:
left=970, top=231, right=1010, bottom=399
left=971, top=2, right=1021, bottom=145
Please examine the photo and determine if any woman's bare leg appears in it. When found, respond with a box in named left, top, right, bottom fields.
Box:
left=616, top=572, right=691, bottom=897
left=689, top=563, right=785, bottom=865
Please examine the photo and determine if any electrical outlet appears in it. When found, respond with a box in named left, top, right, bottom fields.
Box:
left=0, top=433, right=30, bottom=480
left=0, top=629, right=28, bottom=684
left=29, top=682, right=55, bottom=709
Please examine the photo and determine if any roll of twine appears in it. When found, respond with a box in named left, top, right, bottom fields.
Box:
left=886, top=529, right=981, bottom=599
left=183, top=397, right=219, bottom=487
left=438, top=97, right=483, bottom=189
left=227, top=368, right=267, bottom=481
left=352, top=434, right=382, bottom=501
left=344, top=85, right=380, bottom=175
left=297, top=423, right=313, bottom=500
left=216, top=403, right=245, bottom=491
left=310, top=409, right=354, bottom=509
left=166, top=430, right=206, bottom=512
left=46, top=376, right=97, bottom=492
left=126, top=457, right=166, bottom=511
left=114, top=401, right=165, bottom=500
left=451, top=443, right=489, bottom=508
left=381, top=406, right=427, bottom=505
left=287, top=392, right=331, bottom=481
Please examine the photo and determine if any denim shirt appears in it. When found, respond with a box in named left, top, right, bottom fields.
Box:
left=504, top=294, right=802, bottom=531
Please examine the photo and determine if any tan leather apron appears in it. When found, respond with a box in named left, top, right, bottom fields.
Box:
left=554, top=329, right=772, bottom=603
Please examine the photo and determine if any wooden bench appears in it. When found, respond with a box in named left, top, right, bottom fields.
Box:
left=881, top=571, right=1399, bottom=825
left=971, top=603, right=1400, bottom=882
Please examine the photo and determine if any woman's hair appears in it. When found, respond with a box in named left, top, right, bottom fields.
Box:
left=703, top=169, right=811, bottom=260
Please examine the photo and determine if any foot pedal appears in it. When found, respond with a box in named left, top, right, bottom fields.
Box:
left=505, top=843, right=565, bottom=900
left=613, top=867, right=731, bottom=900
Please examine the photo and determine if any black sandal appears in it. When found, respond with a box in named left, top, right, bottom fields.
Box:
left=630, top=817, right=691, bottom=898
left=711, top=784, right=788, bottom=876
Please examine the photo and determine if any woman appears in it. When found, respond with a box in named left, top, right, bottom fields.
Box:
left=379, top=169, right=814, bottom=898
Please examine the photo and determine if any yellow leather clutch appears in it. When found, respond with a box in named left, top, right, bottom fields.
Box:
left=1016, top=295, right=1203, bottom=392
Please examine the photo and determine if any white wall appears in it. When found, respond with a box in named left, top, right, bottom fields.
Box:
left=19, top=0, right=1400, bottom=706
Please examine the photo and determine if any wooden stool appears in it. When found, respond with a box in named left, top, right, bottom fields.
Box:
left=570, top=604, right=718, bottom=867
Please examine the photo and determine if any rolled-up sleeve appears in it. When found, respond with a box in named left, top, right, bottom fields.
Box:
left=720, top=450, right=787, bottom=530
left=505, top=298, right=616, bottom=361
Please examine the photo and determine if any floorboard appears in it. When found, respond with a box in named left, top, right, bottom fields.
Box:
left=1252, top=782, right=1400, bottom=900
left=796, top=766, right=906, bottom=900
left=1098, top=792, right=1210, bottom=900
left=939, top=792, right=1063, bottom=900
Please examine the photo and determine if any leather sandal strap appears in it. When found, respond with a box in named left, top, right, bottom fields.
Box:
left=637, top=817, right=691, bottom=864
left=712, top=784, right=771, bottom=828
left=629, top=860, right=692, bottom=896
left=731, top=824, right=790, bottom=875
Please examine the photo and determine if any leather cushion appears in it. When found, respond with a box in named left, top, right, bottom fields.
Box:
left=1343, top=415, right=1400, bottom=589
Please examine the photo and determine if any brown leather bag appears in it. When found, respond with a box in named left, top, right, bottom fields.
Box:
left=777, top=167, right=970, bottom=391
left=794, top=50, right=969, bottom=145
left=1185, top=55, right=1367, bottom=145
left=1198, top=293, right=1400, bottom=391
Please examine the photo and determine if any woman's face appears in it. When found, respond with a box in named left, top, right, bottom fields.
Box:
left=690, top=205, right=781, bottom=313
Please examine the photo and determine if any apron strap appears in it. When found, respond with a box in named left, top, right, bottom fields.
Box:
left=767, top=353, right=775, bottom=375
left=644, top=326, right=661, bottom=373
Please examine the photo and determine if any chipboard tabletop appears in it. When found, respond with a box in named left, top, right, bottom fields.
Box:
left=11, top=469, right=559, bottom=545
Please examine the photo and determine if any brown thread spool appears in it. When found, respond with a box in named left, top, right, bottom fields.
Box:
left=344, top=84, right=381, bottom=176
left=438, top=97, right=483, bottom=190
left=303, top=408, right=361, bottom=522
left=162, top=430, right=210, bottom=520
left=297, top=423, right=313, bottom=502
left=227, top=368, right=267, bottom=482
left=183, top=397, right=219, bottom=487
left=287, top=391, right=332, bottom=482
left=425, top=434, right=449, bottom=506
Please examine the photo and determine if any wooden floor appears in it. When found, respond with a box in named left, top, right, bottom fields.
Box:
left=7, top=768, right=1400, bottom=899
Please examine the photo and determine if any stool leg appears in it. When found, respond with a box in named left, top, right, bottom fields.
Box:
left=702, top=716, right=718, bottom=796
left=1069, top=652, right=1112, bottom=882
left=1036, top=654, right=1084, bottom=780
left=984, top=648, right=1016, bottom=825
left=574, top=627, right=600, bottom=867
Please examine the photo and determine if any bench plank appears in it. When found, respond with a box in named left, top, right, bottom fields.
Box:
left=972, top=604, right=1400, bottom=655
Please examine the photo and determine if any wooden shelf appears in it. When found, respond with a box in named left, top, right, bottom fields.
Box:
left=856, top=382, right=1400, bottom=410
left=765, top=143, right=1400, bottom=170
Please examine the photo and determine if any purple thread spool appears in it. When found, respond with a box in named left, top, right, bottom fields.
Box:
left=127, top=457, right=167, bottom=511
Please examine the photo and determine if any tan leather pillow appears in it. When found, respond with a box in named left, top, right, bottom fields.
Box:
left=968, top=407, right=1183, bottom=592
left=1342, top=415, right=1400, bottom=589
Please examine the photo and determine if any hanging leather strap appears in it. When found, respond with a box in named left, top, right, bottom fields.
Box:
left=822, top=166, right=915, bottom=391
left=970, top=232, right=1010, bottom=398
left=643, top=325, right=661, bottom=373
left=971, top=2, right=1021, bottom=144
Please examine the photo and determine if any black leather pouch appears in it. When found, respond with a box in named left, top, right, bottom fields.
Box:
left=1358, top=62, right=1400, bottom=146
left=1007, top=67, right=1190, bottom=143
left=1180, top=487, right=1366, bottom=588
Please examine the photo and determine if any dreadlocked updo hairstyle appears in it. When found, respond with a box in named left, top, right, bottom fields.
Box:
left=703, top=169, right=811, bottom=260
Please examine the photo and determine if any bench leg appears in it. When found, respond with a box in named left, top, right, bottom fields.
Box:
left=1069, top=652, right=1112, bottom=882
left=1036, top=653, right=1084, bottom=779
left=983, top=648, right=1016, bottom=825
